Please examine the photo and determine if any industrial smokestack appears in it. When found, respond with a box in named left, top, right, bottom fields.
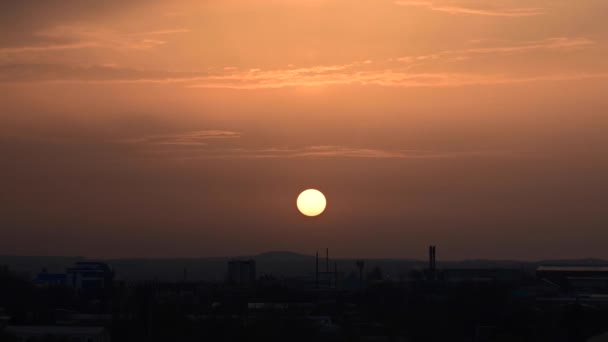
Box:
left=356, top=260, right=364, bottom=282
left=326, top=248, right=329, bottom=273
left=315, top=250, right=319, bottom=288
left=334, top=262, right=338, bottom=289
left=429, top=245, right=433, bottom=271
left=432, top=245, right=436, bottom=271
left=428, top=245, right=437, bottom=280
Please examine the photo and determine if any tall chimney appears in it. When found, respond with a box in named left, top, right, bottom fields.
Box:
left=315, top=251, right=319, bottom=288
left=326, top=248, right=329, bottom=273
left=334, top=262, right=338, bottom=289
left=432, top=245, right=436, bottom=271
left=429, top=245, right=437, bottom=280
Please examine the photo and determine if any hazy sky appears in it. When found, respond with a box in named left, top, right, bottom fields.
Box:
left=1, top=0, right=607, bottom=260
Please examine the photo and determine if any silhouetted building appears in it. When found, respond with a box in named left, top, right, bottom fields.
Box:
left=442, top=268, right=523, bottom=284
left=34, top=269, right=67, bottom=287
left=4, top=326, right=110, bottom=342
left=66, top=262, right=114, bottom=290
left=32, top=262, right=113, bottom=289
left=537, top=266, right=608, bottom=293
left=227, top=259, right=256, bottom=285
left=0, top=308, right=10, bottom=330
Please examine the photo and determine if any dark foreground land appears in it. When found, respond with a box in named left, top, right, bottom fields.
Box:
left=1, top=255, right=608, bottom=342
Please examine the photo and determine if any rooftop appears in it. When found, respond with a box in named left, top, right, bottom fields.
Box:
left=537, top=266, right=608, bottom=272
left=4, top=326, right=106, bottom=336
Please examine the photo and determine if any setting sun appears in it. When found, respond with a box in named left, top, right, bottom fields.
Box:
left=297, top=189, right=327, bottom=217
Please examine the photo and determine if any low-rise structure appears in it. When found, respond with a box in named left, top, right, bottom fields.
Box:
left=4, top=326, right=110, bottom=342
left=227, top=259, right=256, bottom=285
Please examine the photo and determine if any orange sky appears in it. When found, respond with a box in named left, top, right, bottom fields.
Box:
left=1, top=0, right=607, bottom=259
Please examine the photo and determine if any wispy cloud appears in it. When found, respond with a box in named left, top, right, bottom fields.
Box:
left=391, top=37, right=593, bottom=65
left=0, top=25, right=191, bottom=58
left=35, top=25, right=189, bottom=50
left=185, top=37, right=598, bottom=89
left=127, top=29, right=192, bottom=36
left=2, top=37, right=604, bottom=89
left=137, top=143, right=502, bottom=161
left=228, top=146, right=492, bottom=160
left=0, top=42, right=100, bottom=54
left=189, top=70, right=608, bottom=90
left=394, top=1, right=544, bottom=17
left=455, top=37, right=592, bottom=54
left=119, top=130, right=499, bottom=160
left=0, top=63, right=206, bottom=83
left=123, top=130, right=241, bottom=147
left=3, top=64, right=607, bottom=89
left=6, top=131, right=508, bottom=162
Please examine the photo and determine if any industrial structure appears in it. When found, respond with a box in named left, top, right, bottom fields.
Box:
left=428, top=245, right=437, bottom=280
left=227, top=259, right=256, bottom=285
left=315, top=248, right=338, bottom=289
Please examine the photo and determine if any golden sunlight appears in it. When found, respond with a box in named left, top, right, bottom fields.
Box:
left=297, top=189, right=327, bottom=217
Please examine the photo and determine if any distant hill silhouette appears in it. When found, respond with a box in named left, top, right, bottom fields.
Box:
left=0, top=255, right=83, bottom=276
left=247, top=251, right=314, bottom=260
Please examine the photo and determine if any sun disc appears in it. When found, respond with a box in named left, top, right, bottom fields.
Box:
left=297, top=189, right=326, bottom=217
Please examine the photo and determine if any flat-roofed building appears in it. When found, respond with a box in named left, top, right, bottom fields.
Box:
left=66, top=262, right=114, bottom=290
left=227, top=259, right=256, bottom=285
left=4, top=326, right=110, bottom=342
left=537, top=266, right=608, bottom=293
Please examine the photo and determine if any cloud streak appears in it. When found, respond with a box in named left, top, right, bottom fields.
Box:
left=123, top=130, right=241, bottom=147
left=3, top=64, right=607, bottom=89
left=392, top=37, right=593, bottom=64
left=1, top=37, right=604, bottom=89
left=189, top=70, right=608, bottom=90
left=119, top=132, right=514, bottom=161
left=0, top=63, right=206, bottom=83
left=143, top=144, right=503, bottom=161
left=394, top=1, right=544, bottom=17
left=0, top=25, right=191, bottom=59
left=226, top=146, right=494, bottom=160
